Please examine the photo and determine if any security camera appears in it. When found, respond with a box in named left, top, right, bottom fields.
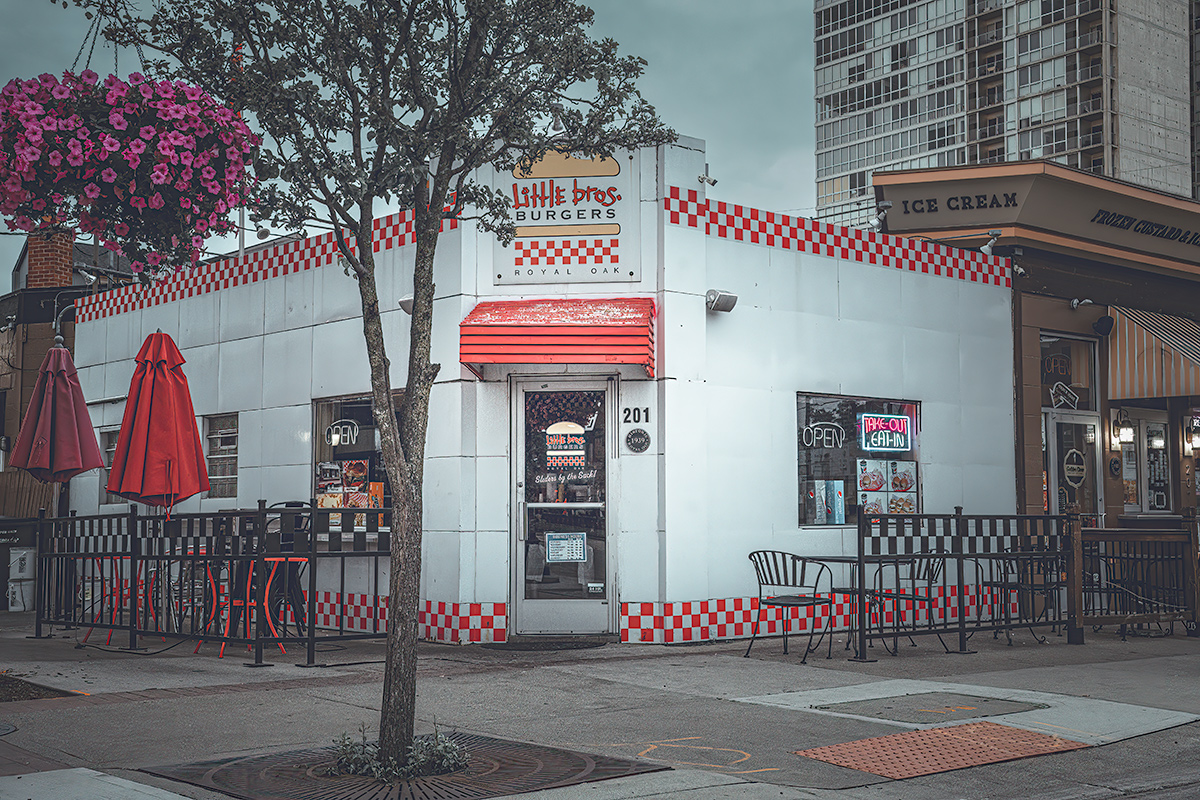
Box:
left=698, top=174, right=718, bottom=186
left=398, top=294, right=415, bottom=314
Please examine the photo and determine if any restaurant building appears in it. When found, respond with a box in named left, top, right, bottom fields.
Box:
left=67, top=137, right=1015, bottom=643
left=875, top=161, right=1200, bottom=529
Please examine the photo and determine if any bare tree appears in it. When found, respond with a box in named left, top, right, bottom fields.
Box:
left=93, top=0, right=673, bottom=763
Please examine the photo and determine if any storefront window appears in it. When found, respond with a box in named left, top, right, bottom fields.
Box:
left=313, top=395, right=402, bottom=509
left=796, top=393, right=921, bottom=525
left=1040, top=335, right=1096, bottom=411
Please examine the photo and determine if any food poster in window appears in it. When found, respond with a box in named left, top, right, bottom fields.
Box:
left=1146, top=422, right=1169, bottom=511
left=525, top=391, right=605, bottom=504
left=888, top=460, right=918, bottom=513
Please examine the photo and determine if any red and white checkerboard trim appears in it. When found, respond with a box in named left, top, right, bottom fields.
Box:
left=513, top=238, right=619, bottom=267
left=664, top=186, right=1011, bottom=289
left=310, top=593, right=506, bottom=644
left=619, top=587, right=1018, bottom=644
left=75, top=210, right=459, bottom=323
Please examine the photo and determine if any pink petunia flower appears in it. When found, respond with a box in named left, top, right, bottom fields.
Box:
left=138, top=83, right=154, bottom=99
left=139, top=126, right=156, bottom=140
left=100, top=168, right=117, bottom=183
left=150, top=164, right=171, bottom=185
left=47, top=151, right=62, bottom=166
left=123, top=151, right=140, bottom=169
left=129, top=261, right=143, bottom=273
left=51, top=84, right=71, bottom=99
left=113, top=222, right=130, bottom=236
left=130, top=195, right=147, bottom=210
left=146, top=251, right=162, bottom=266
left=80, top=69, right=98, bottom=85
left=127, top=138, right=146, bottom=154
left=84, top=183, right=101, bottom=199
left=109, top=112, right=128, bottom=131
left=148, top=192, right=164, bottom=209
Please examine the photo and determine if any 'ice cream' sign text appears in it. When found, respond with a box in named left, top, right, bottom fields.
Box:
left=859, top=414, right=912, bottom=452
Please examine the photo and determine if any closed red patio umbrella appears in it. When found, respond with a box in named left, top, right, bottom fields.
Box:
left=106, top=331, right=209, bottom=512
left=10, top=338, right=104, bottom=483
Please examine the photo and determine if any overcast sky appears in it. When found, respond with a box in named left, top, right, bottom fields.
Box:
left=0, top=1, right=816, bottom=278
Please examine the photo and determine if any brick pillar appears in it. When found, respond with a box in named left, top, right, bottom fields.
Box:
left=25, top=231, right=74, bottom=288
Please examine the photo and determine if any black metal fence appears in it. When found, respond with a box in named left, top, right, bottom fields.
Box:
left=33, top=501, right=391, bottom=666
left=851, top=508, right=1200, bottom=659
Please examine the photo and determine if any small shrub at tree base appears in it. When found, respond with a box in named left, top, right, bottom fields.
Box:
left=330, top=726, right=467, bottom=783
left=0, top=70, right=259, bottom=274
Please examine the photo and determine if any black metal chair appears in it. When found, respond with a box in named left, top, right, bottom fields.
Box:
left=744, top=550, right=834, bottom=663
left=867, top=555, right=947, bottom=655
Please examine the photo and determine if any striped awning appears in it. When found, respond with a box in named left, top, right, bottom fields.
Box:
left=460, top=297, right=656, bottom=377
left=1109, top=306, right=1200, bottom=399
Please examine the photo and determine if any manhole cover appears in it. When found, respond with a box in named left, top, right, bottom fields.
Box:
left=144, top=732, right=668, bottom=800
left=796, top=721, right=1087, bottom=779
left=814, top=692, right=1044, bottom=724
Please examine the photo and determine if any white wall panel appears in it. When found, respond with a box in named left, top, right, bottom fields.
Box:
left=217, top=336, right=264, bottom=413
left=310, top=318, right=371, bottom=397
left=262, top=328, right=313, bottom=409
left=217, top=281, right=265, bottom=342
left=178, top=293, right=220, bottom=349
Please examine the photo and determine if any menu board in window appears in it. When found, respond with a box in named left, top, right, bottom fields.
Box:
left=857, top=458, right=919, bottom=515
left=1146, top=422, right=1169, bottom=511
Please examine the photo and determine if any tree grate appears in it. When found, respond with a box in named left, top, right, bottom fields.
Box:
left=143, top=732, right=669, bottom=800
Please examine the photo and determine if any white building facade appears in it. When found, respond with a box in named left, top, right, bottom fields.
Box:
left=70, top=137, right=1015, bottom=644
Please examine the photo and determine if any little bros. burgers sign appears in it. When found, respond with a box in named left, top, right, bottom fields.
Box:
left=497, top=150, right=639, bottom=285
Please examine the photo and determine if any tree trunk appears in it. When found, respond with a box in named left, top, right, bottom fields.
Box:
left=374, top=176, right=444, bottom=763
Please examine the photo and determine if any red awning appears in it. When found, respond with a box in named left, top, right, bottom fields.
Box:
left=460, top=298, right=656, bottom=377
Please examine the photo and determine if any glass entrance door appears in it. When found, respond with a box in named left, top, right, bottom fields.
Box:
left=514, top=383, right=612, bottom=634
left=1044, top=411, right=1104, bottom=525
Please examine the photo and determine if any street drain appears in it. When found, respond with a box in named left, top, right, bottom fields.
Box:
left=143, top=732, right=669, bottom=800
left=814, top=692, right=1045, bottom=724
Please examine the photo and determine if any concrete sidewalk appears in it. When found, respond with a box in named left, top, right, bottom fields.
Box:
left=1, top=611, right=1199, bottom=799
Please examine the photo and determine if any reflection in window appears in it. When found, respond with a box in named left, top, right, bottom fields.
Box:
left=1040, top=336, right=1096, bottom=411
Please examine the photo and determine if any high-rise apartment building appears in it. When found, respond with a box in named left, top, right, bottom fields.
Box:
left=815, top=0, right=1193, bottom=227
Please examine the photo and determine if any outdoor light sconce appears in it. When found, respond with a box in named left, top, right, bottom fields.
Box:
left=698, top=163, right=717, bottom=186
left=1112, top=408, right=1135, bottom=449
left=868, top=201, right=892, bottom=230
left=1070, top=298, right=1094, bottom=310
left=1189, top=421, right=1200, bottom=455
left=1093, top=314, right=1115, bottom=336
left=979, top=229, right=1003, bottom=256
left=398, top=294, right=415, bottom=314
left=705, top=289, right=737, bottom=313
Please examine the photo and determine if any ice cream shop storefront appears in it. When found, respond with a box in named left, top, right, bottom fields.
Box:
left=68, top=136, right=1015, bottom=644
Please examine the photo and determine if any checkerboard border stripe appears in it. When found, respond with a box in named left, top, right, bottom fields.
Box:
left=75, top=210, right=458, bottom=324
left=619, top=587, right=1016, bottom=644
left=664, top=186, right=1011, bottom=289
left=513, top=238, right=619, bottom=267
left=311, top=593, right=506, bottom=644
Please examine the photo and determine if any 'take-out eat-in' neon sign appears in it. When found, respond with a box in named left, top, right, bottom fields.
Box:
left=860, top=414, right=912, bottom=452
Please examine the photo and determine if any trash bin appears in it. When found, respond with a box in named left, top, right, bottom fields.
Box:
left=1, top=520, right=37, bottom=613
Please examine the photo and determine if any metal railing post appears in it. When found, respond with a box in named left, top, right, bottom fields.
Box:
left=250, top=500, right=268, bottom=666
left=126, top=505, right=140, bottom=650
left=306, top=496, right=319, bottom=666
left=1185, top=512, right=1200, bottom=637
left=852, top=511, right=872, bottom=661
left=33, top=508, right=47, bottom=639
left=1065, top=510, right=1085, bottom=644
left=954, top=506, right=973, bottom=654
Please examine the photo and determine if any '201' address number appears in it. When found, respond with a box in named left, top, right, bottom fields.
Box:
left=623, top=407, right=650, bottom=424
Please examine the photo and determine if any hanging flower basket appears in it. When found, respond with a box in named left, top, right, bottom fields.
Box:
left=0, top=70, right=260, bottom=274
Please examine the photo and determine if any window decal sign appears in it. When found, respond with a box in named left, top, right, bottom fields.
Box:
left=859, top=414, right=912, bottom=452
left=545, top=421, right=586, bottom=468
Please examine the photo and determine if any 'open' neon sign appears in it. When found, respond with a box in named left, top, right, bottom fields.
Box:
left=859, top=414, right=912, bottom=452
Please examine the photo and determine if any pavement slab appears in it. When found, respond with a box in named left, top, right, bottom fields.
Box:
left=0, top=768, right=193, bottom=800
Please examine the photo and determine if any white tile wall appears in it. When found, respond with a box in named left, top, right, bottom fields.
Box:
left=178, top=293, right=220, bottom=348
left=310, top=318, right=371, bottom=397
left=475, top=455, right=510, bottom=532
left=473, top=530, right=509, bottom=602
left=217, top=281, right=266, bottom=342
left=258, top=404, right=312, bottom=467
left=262, top=328, right=313, bottom=409
left=217, top=336, right=264, bottom=413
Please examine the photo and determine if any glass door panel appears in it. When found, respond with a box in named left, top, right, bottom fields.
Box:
left=515, top=386, right=611, bottom=634
left=1047, top=412, right=1103, bottom=524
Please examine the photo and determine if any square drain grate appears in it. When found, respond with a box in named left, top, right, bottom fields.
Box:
left=795, top=721, right=1087, bottom=779
left=814, top=692, right=1044, bottom=724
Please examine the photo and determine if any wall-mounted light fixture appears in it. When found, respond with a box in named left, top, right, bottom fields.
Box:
left=256, top=226, right=272, bottom=240
left=1189, top=418, right=1200, bottom=454
left=705, top=289, right=737, bottom=313
left=1112, top=408, right=1135, bottom=449
left=979, top=229, right=1003, bottom=256
left=1070, top=298, right=1094, bottom=310
left=398, top=294, right=415, bottom=314
left=1092, top=314, right=1115, bottom=336
left=698, top=163, right=717, bottom=186
left=868, top=200, right=892, bottom=230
